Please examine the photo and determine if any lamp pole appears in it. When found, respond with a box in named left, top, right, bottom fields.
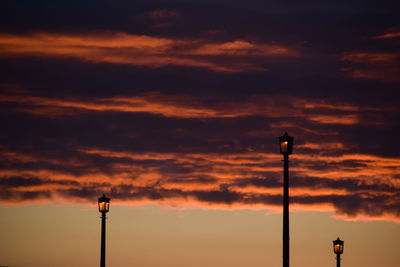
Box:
left=98, top=194, right=110, bottom=267
left=279, top=132, right=293, bottom=267
left=283, top=152, right=289, bottom=267
left=101, top=211, right=106, bottom=267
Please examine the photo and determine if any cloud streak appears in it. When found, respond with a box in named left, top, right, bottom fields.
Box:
left=1, top=92, right=387, bottom=126
left=341, top=52, right=400, bottom=83
left=1, top=132, right=399, bottom=222
left=341, top=29, right=400, bottom=83
left=0, top=32, right=299, bottom=72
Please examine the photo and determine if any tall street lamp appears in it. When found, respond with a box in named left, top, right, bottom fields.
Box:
left=333, top=237, right=344, bottom=267
left=98, top=194, right=110, bottom=267
left=279, top=132, right=294, bottom=267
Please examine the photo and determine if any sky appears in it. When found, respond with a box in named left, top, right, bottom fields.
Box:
left=0, top=0, right=399, bottom=266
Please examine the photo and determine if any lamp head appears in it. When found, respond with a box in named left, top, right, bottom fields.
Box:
left=279, top=132, right=294, bottom=155
left=333, top=237, right=344, bottom=255
left=98, top=194, right=110, bottom=213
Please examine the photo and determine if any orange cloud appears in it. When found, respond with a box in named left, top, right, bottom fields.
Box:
left=341, top=52, right=399, bottom=63
left=1, top=143, right=399, bottom=222
left=0, top=92, right=383, bottom=127
left=340, top=31, right=400, bottom=83
left=0, top=32, right=299, bottom=72
left=308, top=114, right=359, bottom=125
left=187, top=40, right=299, bottom=57
left=342, top=67, right=400, bottom=83
left=373, top=29, right=400, bottom=40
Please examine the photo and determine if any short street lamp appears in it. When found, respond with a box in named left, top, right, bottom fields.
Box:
left=333, top=237, right=344, bottom=267
left=98, top=194, right=110, bottom=267
left=279, top=132, right=294, bottom=267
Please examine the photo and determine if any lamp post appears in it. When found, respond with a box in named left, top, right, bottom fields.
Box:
left=333, top=237, right=344, bottom=267
left=98, top=194, right=110, bottom=267
left=279, top=132, right=294, bottom=267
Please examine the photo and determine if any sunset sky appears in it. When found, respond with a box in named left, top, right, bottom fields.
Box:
left=0, top=0, right=399, bottom=266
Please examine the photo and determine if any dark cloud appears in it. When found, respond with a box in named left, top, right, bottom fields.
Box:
left=0, top=176, right=79, bottom=188
left=1, top=189, right=52, bottom=201
left=0, top=0, right=399, bottom=222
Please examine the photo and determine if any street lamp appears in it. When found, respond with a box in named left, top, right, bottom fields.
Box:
left=98, top=194, right=110, bottom=267
left=333, top=237, right=344, bottom=267
left=279, top=132, right=293, bottom=267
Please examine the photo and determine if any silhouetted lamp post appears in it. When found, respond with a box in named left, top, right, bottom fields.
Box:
left=98, top=194, right=110, bottom=267
left=279, top=132, right=294, bottom=267
left=333, top=237, right=344, bottom=267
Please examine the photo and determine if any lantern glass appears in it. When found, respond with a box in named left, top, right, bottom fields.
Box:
left=333, top=238, right=344, bottom=254
left=98, top=194, right=110, bottom=213
left=280, top=141, right=288, bottom=153
left=279, top=132, right=293, bottom=155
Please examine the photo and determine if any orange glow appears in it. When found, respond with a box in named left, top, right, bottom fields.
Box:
left=98, top=202, right=109, bottom=212
left=296, top=142, right=345, bottom=150
left=0, top=89, right=399, bottom=222
left=1, top=143, right=399, bottom=222
left=308, top=114, right=359, bottom=125
left=341, top=52, right=399, bottom=63
left=280, top=141, right=288, bottom=153
left=1, top=93, right=387, bottom=127
left=341, top=49, right=400, bottom=83
left=0, top=32, right=300, bottom=73
left=374, top=32, right=400, bottom=39
left=187, top=40, right=299, bottom=57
